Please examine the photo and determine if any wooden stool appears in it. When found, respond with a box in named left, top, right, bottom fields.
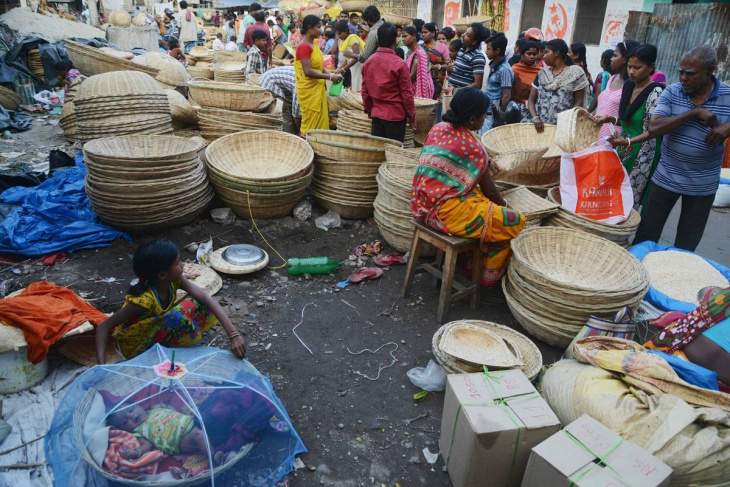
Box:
left=401, top=220, right=483, bottom=323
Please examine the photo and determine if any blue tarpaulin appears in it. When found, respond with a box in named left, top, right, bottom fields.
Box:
left=0, top=152, right=130, bottom=257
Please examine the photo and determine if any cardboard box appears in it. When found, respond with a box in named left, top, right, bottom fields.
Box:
left=521, top=414, right=672, bottom=487
left=439, top=370, right=561, bottom=487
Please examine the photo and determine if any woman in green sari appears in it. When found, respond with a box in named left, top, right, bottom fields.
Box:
left=595, top=44, right=663, bottom=210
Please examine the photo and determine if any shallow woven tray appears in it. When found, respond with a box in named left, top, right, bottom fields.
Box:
left=500, top=186, right=559, bottom=221
left=188, top=78, right=271, bottom=111
left=65, top=41, right=160, bottom=78
left=307, top=130, right=402, bottom=163
left=555, top=107, right=600, bottom=153
left=205, top=130, right=313, bottom=182
left=432, top=319, right=541, bottom=380
left=84, top=135, right=202, bottom=163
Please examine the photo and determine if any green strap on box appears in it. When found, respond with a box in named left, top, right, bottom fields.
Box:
left=564, top=429, right=624, bottom=486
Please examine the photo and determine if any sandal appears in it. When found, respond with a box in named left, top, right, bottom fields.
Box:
left=374, top=254, right=406, bottom=267
left=348, top=267, right=383, bottom=283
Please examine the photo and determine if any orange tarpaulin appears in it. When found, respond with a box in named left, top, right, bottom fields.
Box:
left=0, top=281, right=107, bottom=363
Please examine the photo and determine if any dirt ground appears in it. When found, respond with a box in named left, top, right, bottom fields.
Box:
left=1, top=113, right=566, bottom=486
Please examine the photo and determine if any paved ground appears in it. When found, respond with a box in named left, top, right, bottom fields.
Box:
left=1, top=114, right=728, bottom=486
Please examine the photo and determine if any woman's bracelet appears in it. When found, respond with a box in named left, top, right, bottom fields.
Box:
left=626, top=137, right=632, bottom=147
left=228, top=331, right=241, bottom=340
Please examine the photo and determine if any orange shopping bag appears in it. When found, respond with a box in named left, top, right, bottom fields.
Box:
left=559, top=145, right=632, bottom=224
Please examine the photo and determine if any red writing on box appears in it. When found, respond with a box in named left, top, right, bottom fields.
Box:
left=461, top=374, right=484, bottom=400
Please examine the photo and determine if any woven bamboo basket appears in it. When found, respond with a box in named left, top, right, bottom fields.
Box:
left=500, top=186, right=559, bottom=225
left=213, top=50, right=247, bottom=63
left=208, top=165, right=312, bottom=195
left=313, top=157, right=382, bottom=176
left=188, top=79, right=272, bottom=111
left=87, top=158, right=201, bottom=181
left=385, top=145, right=421, bottom=166
left=307, top=130, right=402, bottom=163
left=206, top=130, right=312, bottom=182
left=481, top=123, right=561, bottom=175
left=73, top=71, right=163, bottom=101
left=311, top=191, right=374, bottom=219
left=0, top=85, right=22, bottom=110
left=216, top=185, right=309, bottom=219
left=65, top=41, right=160, bottom=78
left=246, top=73, right=262, bottom=86
left=27, top=49, right=44, bottom=81
left=452, top=15, right=491, bottom=34
left=133, top=52, right=191, bottom=88
left=381, top=12, right=413, bottom=26
left=65, top=76, right=87, bottom=103
left=340, top=0, right=371, bottom=11
left=213, top=62, right=246, bottom=83
left=413, top=97, right=438, bottom=144
left=299, top=6, right=326, bottom=20
left=545, top=187, right=640, bottom=248
left=187, top=65, right=214, bottom=79
left=165, top=90, right=199, bottom=126
left=109, top=10, right=131, bottom=26
left=555, top=107, right=600, bottom=153
left=84, top=135, right=202, bottom=164
left=311, top=180, right=378, bottom=200
left=314, top=172, right=378, bottom=191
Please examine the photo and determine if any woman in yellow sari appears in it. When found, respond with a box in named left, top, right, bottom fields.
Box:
left=294, top=15, right=342, bottom=135
left=411, top=88, right=525, bottom=286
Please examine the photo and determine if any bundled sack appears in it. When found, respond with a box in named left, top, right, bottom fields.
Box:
left=559, top=145, right=633, bottom=224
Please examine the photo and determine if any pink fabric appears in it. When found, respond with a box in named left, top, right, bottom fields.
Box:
left=407, top=48, right=434, bottom=99
left=434, top=42, right=449, bottom=60
left=595, top=74, right=623, bottom=144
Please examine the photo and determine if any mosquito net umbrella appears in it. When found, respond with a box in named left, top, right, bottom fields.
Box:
left=45, top=345, right=306, bottom=486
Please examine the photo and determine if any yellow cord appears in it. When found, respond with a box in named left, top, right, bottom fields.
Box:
left=246, top=190, right=288, bottom=269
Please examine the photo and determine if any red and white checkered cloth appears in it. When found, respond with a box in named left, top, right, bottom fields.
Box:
left=103, top=428, right=165, bottom=479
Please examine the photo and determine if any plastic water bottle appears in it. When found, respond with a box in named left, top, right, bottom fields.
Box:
left=287, top=257, right=341, bottom=276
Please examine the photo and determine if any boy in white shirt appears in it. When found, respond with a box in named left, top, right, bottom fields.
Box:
left=212, top=33, right=225, bottom=50
left=224, top=36, right=238, bottom=51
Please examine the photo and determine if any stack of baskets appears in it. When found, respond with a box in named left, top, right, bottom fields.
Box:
left=84, top=135, right=213, bottom=232
left=503, top=227, right=650, bottom=347
left=213, top=50, right=247, bottom=63
left=72, top=71, right=172, bottom=141
left=205, top=130, right=313, bottom=219
left=65, top=40, right=160, bottom=78
left=27, top=49, right=44, bottom=81
left=326, top=89, right=363, bottom=113
left=373, top=145, right=422, bottom=252
left=187, top=46, right=214, bottom=64
left=499, top=186, right=559, bottom=226
left=481, top=124, right=559, bottom=185
left=213, top=62, right=246, bottom=83
left=187, top=64, right=214, bottom=79
left=132, top=52, right=191, bottom=90
left=546, top=187, right=641, bottom=248
left=246, top=73, right=262, bottom=86
left=59, top=77, right=86, bottom=142
left=165, top=89, right=199, bottom=129
left=413, top=97, right=439, bottom=145
left=190, top=79, right=277, bottom=140
left=307, top=130, right=402, bottom=219
left=337, top=109, right=415, bottom=148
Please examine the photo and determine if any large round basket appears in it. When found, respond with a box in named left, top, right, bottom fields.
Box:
left=0, top=85, right=22, bottom=111
left=481, top=123, right=561, bottom=176
left=186, top=65, right=214, bottom=79
left=381, top=12, right=413, bottom=26
left=452, top=15, right=491, bottom=34
left=307, top=130, right=402, bottom=163
left=554, top=107, right=600, bottom=153
left=545, top=187, right=640, bottom=248
left=188, top=79, right=272, bottom=111
left=413, top=98, right=439, bottom=144
left=205, top=130, right=313, bottom=182
left=340, top=0, right=371, bottom=11
left=84, top=135, right=203, bottom=164
left=132, top=52, right=191, bottom=88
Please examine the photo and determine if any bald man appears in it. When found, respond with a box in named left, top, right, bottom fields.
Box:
left=633, top=45, right=730, bottom=251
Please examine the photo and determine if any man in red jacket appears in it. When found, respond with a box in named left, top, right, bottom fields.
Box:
left=360, top=22, right=416, bottom=142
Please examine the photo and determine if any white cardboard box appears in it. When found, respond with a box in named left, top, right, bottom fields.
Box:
left=521, top=414, right=672, bottom=487
left=439, top=370, right=561, bottom=487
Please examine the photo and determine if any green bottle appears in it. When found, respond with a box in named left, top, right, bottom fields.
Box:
left=287, top=257, right=341, bottom=276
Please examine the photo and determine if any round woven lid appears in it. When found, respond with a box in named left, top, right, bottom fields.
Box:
left=210, top=245, right=269, bottom=275
left=74, top=71, right=163, bottom=101
left=175, top=262, right=223, bottom=301
left=439, top=323, right=524, bottom=368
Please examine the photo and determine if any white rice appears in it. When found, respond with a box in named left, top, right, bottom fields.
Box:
left=642, top=250, right=729, bottom=306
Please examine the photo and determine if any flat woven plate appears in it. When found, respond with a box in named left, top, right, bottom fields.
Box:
left=175, top=262, right=223, bottom=301
left=210, top=245, right=269, bottom=275
left=500, top=185, right=559, bottom=218
left=439, top=323, right=523, bottom=368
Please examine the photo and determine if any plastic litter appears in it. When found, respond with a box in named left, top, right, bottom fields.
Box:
left=196, top=237, right=213, bottom=266
left=314, top=210, right=341, bottom=231
left=407, top=360, right=447, bottom=392
left=292, top=200, right=312, bottom=222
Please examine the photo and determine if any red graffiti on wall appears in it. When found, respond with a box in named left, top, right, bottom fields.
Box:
left=603, top=19, right=624, bottom=45
left=544, top=3, right=568, bottom=40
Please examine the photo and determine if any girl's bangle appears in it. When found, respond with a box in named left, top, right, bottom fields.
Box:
left=228, top=331, right=241, bottom=340
left=626, top=137, right=632, bottom=147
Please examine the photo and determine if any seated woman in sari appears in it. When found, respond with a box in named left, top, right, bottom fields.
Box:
left=411, top=88, right=525, bottom=287
left=295, top=14, right=342, bottom=135
left=644, top=286, right=730, bottom=386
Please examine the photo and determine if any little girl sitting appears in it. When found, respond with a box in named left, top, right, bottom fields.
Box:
left=95, top=239, right=246, bottom=364
left=107, top=403, right=226, bottom=464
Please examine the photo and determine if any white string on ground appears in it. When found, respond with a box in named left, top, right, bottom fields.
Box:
left=293, top=302, right=317, bottom=355
left=346, top=342, right=399, bottom=381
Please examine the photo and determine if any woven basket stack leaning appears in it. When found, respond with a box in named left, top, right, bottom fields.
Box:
left=84, top=135, right=213, bottom=232
left=64, top=40, right=160, bottom=78
left=337, top=109, right=415, bottom=148
left=27, top=49, right=44, bottom=81
left=503, top=227, right=650, bottom=348
left=186, top=46, right=214, bottom=65
left=190, top=78, right=280, bottom=140
left=432, top=320, right=542, bottom=381
left=132, top=52, right=191, bottom=90
left=165, top=89, right=199, bottom=129
left=213, top=62, right=246, bottom=83
left=499, top=186, right=559, bottom=226
left=373, top=145, right=422, bottom=252
left=326, top=89, right=363, bottom=114
left=307, top=130, right=403, bottom=219
left=71, top=71, right=173, bottom=141
left=482, top=123, right=561, bottom=188
left=546, top=187, right=641, bottom=248
left=205, top=130, right=313, bottom=219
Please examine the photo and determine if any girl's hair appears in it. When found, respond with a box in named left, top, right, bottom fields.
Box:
left=301, top=14, right=321, bottom=34
left=545, top=39, right=572, bottom=65
left=600, top=49, right=614, bottom=70
left=521, top=40, right=539, bottom=54
left=55, top=60, right=73, bottom=72
left=441, top=26, right=455, bottom=40
left=129, top=239, right=179, bottom=295
left=334, top=19, right=349, bottom=34
left=449, top=38, right=462, bottom=51
left=442, top=87, right=488, bottom=127
left=615, top=40, right=640, bottom=59
left=403, top=25, right=419, bottom=42
left=423, top=22, right=438, bottom=34
left=325, top=29, right=335, bottom=39
left=168, top=38, right=179, bottom=49
left=569, top=42, right=587, bottom=66
left=628, top=44, right=658, bottom=71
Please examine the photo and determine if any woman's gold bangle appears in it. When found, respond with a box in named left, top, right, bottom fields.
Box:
left=228, top=331, right=241, bottom=340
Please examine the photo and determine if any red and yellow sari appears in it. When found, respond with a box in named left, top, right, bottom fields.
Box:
left=411, top=122, right=525, bottom=286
